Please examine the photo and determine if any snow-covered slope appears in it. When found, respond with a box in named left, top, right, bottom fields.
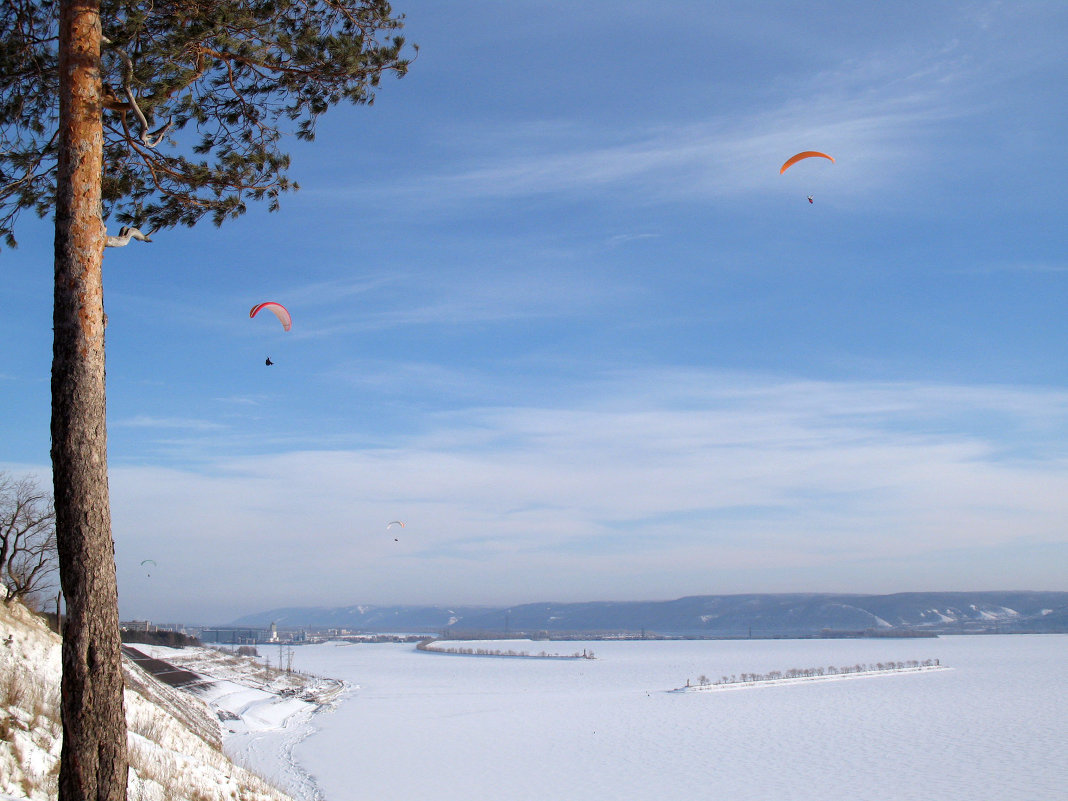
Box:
left=0, top=600, right=296, bottom=801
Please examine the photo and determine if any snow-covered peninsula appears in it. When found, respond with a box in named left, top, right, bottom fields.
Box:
left=673, top=660, right=950, bottom=692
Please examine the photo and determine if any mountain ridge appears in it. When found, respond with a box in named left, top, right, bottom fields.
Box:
left=230, top=590, right=1068, bottom=635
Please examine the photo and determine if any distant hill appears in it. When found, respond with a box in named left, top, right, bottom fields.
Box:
left=230, top=591, right=1068, bottom=636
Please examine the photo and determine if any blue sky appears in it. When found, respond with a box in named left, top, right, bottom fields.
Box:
left=3, top=1, right=1066, bottom=624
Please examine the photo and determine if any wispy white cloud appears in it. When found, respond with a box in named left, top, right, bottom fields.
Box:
left=308, top=37, right=983, bottom=214
left=326, top=359, right=497, bottom=401
left=606, top=232, right=661, bottom=247
left=287, top=262, right=638, bottom=336
left=0, top=462, right=51, bottom=483
left=275, top=274, right=404, bottom=306
left=961, top=261, right=1068, bottom=275
left=214, top=395, right=264, bottom=407
left=109, top=370, right=1068, bottom=620
left=113, top=415, right=227, bottom=431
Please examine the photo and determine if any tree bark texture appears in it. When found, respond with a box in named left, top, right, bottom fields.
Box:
left=53, top=1, right=129, bottom=799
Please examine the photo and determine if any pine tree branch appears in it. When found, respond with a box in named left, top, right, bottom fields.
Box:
left=104, top=226, right=152, bottom=247
left=101, top=35, right=173, bottom=148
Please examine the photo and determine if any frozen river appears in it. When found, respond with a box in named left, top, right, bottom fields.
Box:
left=249, top=634, right=1066, bottom=801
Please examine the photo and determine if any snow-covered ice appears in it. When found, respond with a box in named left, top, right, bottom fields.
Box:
left=261, top=634, right=1066, bottom=801
left=75, top=633, right=1064, bottom=801
left=11, top=601, right=1061, bottom=801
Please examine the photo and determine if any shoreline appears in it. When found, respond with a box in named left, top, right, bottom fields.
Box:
left=220, top=684, right=350, bottom=801
left=417, top=638, right=594, bottom=660
left=138, top=644, right=348, bottom=801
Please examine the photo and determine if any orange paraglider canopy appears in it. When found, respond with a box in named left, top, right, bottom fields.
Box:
left=779, top=151, right=835, bottom=174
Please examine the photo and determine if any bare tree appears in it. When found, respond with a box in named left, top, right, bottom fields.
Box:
left=0, top=473, right=59, bottom=606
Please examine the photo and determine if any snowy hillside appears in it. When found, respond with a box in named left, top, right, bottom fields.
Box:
left=0, top=599, right=296, bottom=801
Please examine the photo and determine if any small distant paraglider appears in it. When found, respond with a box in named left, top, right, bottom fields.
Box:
left=250, top=302, right=290, bottom=365
left=780, top=151, right=835, bottom=204
left=141, top=559, right=157, bottom=577
left=387, top=520, right=405, bottom=541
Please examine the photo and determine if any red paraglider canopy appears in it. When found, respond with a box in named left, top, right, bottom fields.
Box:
left=250, top=302, right=292, bottom=331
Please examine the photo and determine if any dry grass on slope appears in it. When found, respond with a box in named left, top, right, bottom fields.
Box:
left=0, top=600, right=296, bottom=801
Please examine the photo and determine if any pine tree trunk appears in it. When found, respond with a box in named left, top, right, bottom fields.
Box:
left=53, top=1, right=129, bottom=799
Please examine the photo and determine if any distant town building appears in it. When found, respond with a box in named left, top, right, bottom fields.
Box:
left=154, top=622, right=190, bottom=634
left=197, top=627, right=270, bottom=644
